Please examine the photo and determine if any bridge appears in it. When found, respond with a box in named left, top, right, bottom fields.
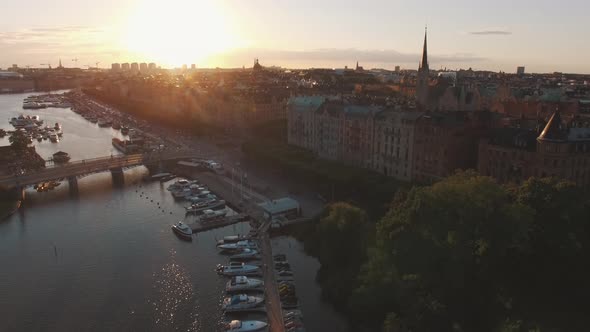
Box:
left=0, top=150, right=199, bottom=196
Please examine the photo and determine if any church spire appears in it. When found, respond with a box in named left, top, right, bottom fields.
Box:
left=420, top=26, right=428, bottom=70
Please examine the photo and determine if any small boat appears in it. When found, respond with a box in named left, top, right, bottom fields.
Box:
left=150, top=172, right=171, bottom=181
left=225, top=320, right=268, bottom=332
left=216, top=262, right=260, bottom=276
left=217, top=235, right=250, bottom=245
left=159, top=174, right=177, bottom=182
left=222, top=294, right=264, bottom=311
left=226, top=276, right=264, bottom=293
left=167, top=179, right=191, bottom=191
left=229, top=248, right=260, bottom=261
left=171, top=221, right=192, bottom=239
left=121, top=126, right=130, bottom=135
left=54, top=122, right=61, bottom=130
left=218, top=240, right=258, bottom=251
left=49, top=134, right=59, bottom=143
left=186, top=200, right=225, bottom=213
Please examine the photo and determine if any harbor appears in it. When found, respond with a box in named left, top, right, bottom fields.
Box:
left=0, top=91, right=348, bottom=332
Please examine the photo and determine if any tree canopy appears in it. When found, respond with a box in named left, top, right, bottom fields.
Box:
left=350, top=171, right=590, bottom=331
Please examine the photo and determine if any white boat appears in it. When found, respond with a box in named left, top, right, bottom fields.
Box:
left=171, top=221, right=192, bottom=239
left=218, top=240, right=258, bottom=251
left=199, top=209, right=226, bottom=223
left=222, top=294, right=264, bottom=311
left=186, top=199, right=225, bottom=213
left=49, top=133, right=59, bottom=143
left=226, top=276, right=264, bottom=293
left=186, top=192, right=216, bottom=203
left=229, top=248, right=259, bottom=260
left=167, top=179, right=191, bottom=191
left=216, top=262, right=260, bottom=276
left=225, top=320, right=268, bottom=332
left=172, top=188, right=192, bottom=199
left=217, top=235, right=249, bottom=245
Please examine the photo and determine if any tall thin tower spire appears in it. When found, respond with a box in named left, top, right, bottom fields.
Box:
left=420, top=26, right=428, bottom=70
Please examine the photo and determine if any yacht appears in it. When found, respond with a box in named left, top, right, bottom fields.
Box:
left=216, top=262, right=260, bottom=276
left=199, top=209, right=227, bottom=223
left=226, top=276, right=264, bottom=293
left=222, top=294, right=264, bottom=311
left=229, top=248, right=259, bottom=261
left=186, top=199, right=225, bottom=214
left=171, top=221, right=192, bottom=239
left=225, top=320, right=268, bottom=332
left=218, top=240, right=258, bottom=251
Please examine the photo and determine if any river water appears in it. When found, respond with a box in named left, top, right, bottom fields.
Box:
left=0, top=92, right=349, bottom=332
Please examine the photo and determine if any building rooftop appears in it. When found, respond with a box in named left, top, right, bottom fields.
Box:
left=288, top=96, right=326, bottom=112
left=258, top=197, right=300, bottom=215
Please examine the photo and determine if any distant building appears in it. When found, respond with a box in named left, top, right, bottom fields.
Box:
left=182, top=64, right=187, bottom=71
left=395, top=66, right=400, bottom=72
left=11, top=64, right=18, bottom=70
left=517, top=66, right=525, bottom=75
left=121, top=63, right=130, bottom=71
left=191, top=64, right=196, bottom=70
left=130, top=63, right=139, bottom=72
left=139, top=63, right=147, bottom=71
left=111, top=63, right=121, bottom=71
left=479, top=110, right=590, bottom=186
left=253, top=58, right=262, bottom=71
left=148, top=63, right=156, bottom=71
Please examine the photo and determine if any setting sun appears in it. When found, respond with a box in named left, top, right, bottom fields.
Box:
left=123, top=0, right=238, bottom=67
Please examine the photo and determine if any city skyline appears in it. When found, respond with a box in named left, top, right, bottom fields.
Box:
left=2, top=0, right=590, bottom=73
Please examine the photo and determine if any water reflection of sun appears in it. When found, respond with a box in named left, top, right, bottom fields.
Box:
left=123, top=0, right=238, bottom=68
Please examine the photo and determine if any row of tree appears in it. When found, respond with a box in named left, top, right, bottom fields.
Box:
left=296, top=171, right=590, bottom=331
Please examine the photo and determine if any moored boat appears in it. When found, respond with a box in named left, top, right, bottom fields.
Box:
left=226, top=276, right=264, bottom=293
left=222, top=294, right=264, bottom=311
left=216, top=262, right=260, bottom=276
left=225, top=320, right=268, bottom=332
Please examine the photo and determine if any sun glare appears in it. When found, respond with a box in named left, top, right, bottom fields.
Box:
left=123, top=0, right=237, bottom=68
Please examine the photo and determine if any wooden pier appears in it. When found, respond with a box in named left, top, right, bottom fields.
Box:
left=189, top=213, right=250, bottom=233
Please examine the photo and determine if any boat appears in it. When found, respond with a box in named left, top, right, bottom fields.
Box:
left=226, top=276, right=264, bottom=293
left=171, top=221, right=192, bottom=239
left=186, top=199, right=225, bottom=213
left=221, top=294, right=264, bottom=311
left=167, top=179, right=191, bottom=191
left=217, top=235, right=250, bottom=245
left=49, top=133, right=59, bottom=143
left=54, top=122, right=61, bottom=130
left=225, top=320, right=268, bottom=332
left=172, top=188, right=192, bottom=199
left=159, top=174, right=177, bottom=182
left=229, top=248, right=259, bottom=261
left=121, top=126, right=130, bottom=135
left=216, top=262, right=260, bottom=276
left=150, top=172, right=171, bottom=181
left=98, top=119, right=112, bottom=127
left=198, top=209, right=227, bottom=223
left=218, top=240, right=258, bottom=251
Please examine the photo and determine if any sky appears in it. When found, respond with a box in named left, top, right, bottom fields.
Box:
left=1, top=0, right=589, bottom=73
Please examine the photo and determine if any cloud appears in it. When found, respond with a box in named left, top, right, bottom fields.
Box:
left=469, top=30, right=512, bottom=35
